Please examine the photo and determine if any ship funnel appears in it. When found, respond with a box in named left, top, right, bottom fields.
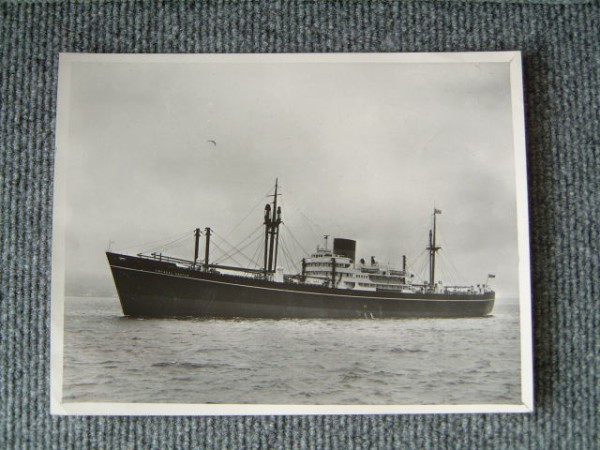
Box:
left=333, top=238, right=356, bottom=262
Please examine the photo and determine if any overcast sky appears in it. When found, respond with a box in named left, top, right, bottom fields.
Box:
left=60, top=55, right=523, bottom=299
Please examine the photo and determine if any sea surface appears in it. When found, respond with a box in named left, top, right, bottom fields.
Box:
left=62, top=297, right=522, bottom=405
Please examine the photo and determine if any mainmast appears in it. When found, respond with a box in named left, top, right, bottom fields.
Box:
left=427, top=208, right=442, bottom=288
left=263, top=179, right=282, bottom=275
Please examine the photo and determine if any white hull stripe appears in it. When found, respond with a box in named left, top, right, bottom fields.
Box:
left=110, top=265, right=491, bottom=304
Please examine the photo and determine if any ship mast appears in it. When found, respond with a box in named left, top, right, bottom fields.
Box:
left=263, top=179, right=282, bottom=275
left=204, top=227, right=211, bottom=272
left=193, top=228, right=201, bottom=267
left=427, top=208, right=442, bottom=288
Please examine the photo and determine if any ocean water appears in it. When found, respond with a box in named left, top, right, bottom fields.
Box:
left=62, top=297, right=522, bottom=405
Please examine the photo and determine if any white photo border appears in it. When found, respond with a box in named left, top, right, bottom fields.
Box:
left=51, top=51, right=533, bottom=416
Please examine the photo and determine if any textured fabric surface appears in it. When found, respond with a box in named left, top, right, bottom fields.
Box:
left=1, top=1, right=598, bottom=449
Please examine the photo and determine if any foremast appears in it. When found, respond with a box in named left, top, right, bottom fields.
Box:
left=184, top=180, right=283, bottom=278
left=263, top=179, right=282, bottom=276
left=427, top=208, right=442, bottom=290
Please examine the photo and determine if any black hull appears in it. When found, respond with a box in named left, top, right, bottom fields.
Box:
left=107, top=252, right=495, bottom=319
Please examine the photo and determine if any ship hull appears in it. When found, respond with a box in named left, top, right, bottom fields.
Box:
left=107, top=252, right=495, bottom=319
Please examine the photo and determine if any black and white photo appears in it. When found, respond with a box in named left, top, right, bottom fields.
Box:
left=51, top=52, right=532, bottom=415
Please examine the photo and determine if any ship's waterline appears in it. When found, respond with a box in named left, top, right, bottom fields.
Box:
left=108, top=253, right=494, bottom=319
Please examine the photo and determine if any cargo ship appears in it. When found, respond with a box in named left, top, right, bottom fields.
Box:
left=106, top=181, right=495, bottom=318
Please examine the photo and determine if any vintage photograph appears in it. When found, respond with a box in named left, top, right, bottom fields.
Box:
left=51, top=52, right=532, bottom=415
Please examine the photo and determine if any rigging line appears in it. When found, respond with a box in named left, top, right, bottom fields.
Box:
left=117, top=229, right=195, bottom=253
left=291, top=229, right=311, bottom=260
left=249, top=236, right=263, bottom=270
left=153, top=233, right=193, bottom=249
left=280, top=238, right=297, bottom=274
left=436, top=253, right=452, bottom=286
left=159, top=238, right=190, bottom=252
left=223, top=187, right=274, bottom=238
left=404, top=231, right=429, bottom=268
left=235, top=232, right=266, bottom=256
left=212, top=227, right=258, bottom=253
left=281, top=243, right=290, bottom=270
left=277, top=234, right=293, bottom=273
left=437, top=252, right=453, bottom=284
left=254, top=236, right=266, bottom=270
left=282, top=223, right=310, bottom=257
left=278, top=232, right=291, bottom=259
left=415, top=261, right=429, bottom=284
left=254, top=234, right=267, bottom=270
left=445, top=262, right=461, bottom=286
left=212, top=228, right=264, bottom=262
left=436, top=229, right=465, bottom=283
left=282, top=232, right=300, bottom=264
left=281, top=246, right=294, bottom=274
left=209, top=240, right=245, bottom=267
left=405, top=248, right=427, bottom=273
left=246, top=231, right=265, bottom=270
left=280, top=234, right=300, bottom=273
left=439, top=250, right=465, bottom=285
left=211, top=235, right=250, bottom=263
left=213, top=224, right=264, bottom=253
left=410, top=249, right=430, bottom=282
left=284, top=247, right=300, bottom=274
left=402, top=216, right=436, bottom=264
left=295, top=209, right=322, bottom=244
left=213, top=233, right=264, bottom=265
left=149, top=233, right=195, bottom=254
left=282, top=187, right=324, bottom=241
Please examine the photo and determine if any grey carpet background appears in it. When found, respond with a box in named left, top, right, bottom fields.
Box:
left=1, top=0, right=598, bottom=449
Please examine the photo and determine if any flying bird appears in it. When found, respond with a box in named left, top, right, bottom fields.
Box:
left=207, top=140, right=217, bottom=147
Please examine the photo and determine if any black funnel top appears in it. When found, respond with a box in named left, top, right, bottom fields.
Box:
left=333, top=238, right=356, bottom=262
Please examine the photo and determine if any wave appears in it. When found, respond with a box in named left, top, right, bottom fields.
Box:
left=151, top=361, right=222, bottom=370
left=390, top=347, right=425, bottom=354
